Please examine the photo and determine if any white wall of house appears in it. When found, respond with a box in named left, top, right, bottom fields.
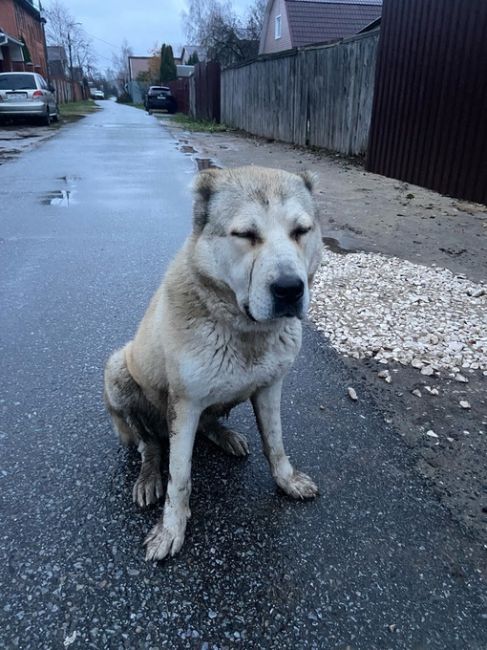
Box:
left=259, top=0, right=293, bottom=54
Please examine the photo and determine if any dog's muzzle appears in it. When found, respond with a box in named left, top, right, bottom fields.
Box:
left=270, top=275, right=305, bottom=318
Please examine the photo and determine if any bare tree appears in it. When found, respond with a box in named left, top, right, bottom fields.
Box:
left=183, top=0, right=263, bottom=66
left=43, top=0, right=94, bottom=77
left=111, top=39, right=134, bottom=92
left=246, top=0, right=267, bottom=41
left=183, top=0, right=231, bottom=45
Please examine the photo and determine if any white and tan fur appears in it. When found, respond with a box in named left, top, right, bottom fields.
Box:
left=104, top=166, right=322, bottom=561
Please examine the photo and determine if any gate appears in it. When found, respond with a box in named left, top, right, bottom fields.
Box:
left=367, top=0, right=487, bottom=204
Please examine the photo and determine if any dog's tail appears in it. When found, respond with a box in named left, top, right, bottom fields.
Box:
left=104, top=346, right=163, bottom=445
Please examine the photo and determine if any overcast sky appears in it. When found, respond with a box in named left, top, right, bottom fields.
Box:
left=44, top=0, right=257, bottom=71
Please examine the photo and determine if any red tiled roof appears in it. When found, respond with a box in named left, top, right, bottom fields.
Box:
left=286, top=0, right=382, bottom=47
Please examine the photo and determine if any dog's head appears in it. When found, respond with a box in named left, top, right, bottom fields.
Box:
left=191, top=166, right=322, bottom=323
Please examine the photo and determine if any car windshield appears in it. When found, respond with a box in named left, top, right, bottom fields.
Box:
left=0, top=74, right=37, bottom=90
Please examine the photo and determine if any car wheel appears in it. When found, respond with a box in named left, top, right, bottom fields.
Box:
left=41, top=108, right=51, bottom=126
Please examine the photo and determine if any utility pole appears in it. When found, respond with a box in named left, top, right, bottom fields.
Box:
left=39, top=3, right=50, bottom=83
left=67, top=31, right=73, bottom=82
left=66, top=23, right=81, bottom=101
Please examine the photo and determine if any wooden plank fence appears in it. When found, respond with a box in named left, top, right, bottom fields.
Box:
left=167, top=78, right=190, bottom=115
left=221, top=30, right=379, bottom=156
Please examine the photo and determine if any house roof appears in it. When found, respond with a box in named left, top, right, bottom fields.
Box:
left=48, top=59, right=66, bottom=78
left=47, top=46, right=68, bottom=62
left=182, top=45, right=207, bottom=62
left=71, top=66, right=84, bottom=82
left=176, top=64, right=195, bottom=78
left=0, top=29, right=24, bottom=60
left=286, top=0, right=382, bottom=47
left=14, top=0, right=42, bottom=21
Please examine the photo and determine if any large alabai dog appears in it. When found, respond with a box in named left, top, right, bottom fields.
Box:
left=104, top=166, right=323, bottom=561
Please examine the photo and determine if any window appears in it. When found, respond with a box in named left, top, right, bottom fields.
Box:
left=0, top=73, right=37, bottom=90
left=275, top=15, right=282, bottom=39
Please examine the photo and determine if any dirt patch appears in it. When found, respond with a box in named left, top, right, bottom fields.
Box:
left=164, top=122, right=487, bottom=541
left=342, top=356, right=486, bottom=537
left=180, top=145, right=196, bottom=154
left=166, top=124, right=487, bottom=283
left=322, top=236, right=358, bottom=255
left=196, top=157, right=220, bottom=171
left=0, top=110, right=95, bottom=164
left=176, top=135, right=221, bottom=171
left=0, top=122, right=58, bottom=164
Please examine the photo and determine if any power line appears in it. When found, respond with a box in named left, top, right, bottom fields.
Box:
left=81, top=30, right=119, bottom=51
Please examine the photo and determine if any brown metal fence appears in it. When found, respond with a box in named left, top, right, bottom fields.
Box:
left=189, top=62, right=221, bottom=122
left=367, top=0, right=487, bottom=204
left=167, top=78, right=190, bottom=114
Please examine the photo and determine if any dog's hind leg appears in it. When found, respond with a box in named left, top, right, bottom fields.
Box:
left=198, top=415, right=250, bottom=457
left=133, top=437, right=164, bottom=508
left=104, top=346, right=141, bottom=445
left=104, top=346, right=165, bottom=506
left=123, top=410, right=166, bottom=508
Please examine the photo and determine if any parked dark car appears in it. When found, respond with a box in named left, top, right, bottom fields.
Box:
left=144, top=86, right=177, bottom=114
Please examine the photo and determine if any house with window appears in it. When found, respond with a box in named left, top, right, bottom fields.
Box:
left=46, top=45, right=87, bottom=102
left=259, top=0, right=382, bottom=55
left=0, top=0, right=48, bottom=76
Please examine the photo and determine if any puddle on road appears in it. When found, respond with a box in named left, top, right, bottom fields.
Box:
left=41, top=175, right=80, bottom=206
left=196, top=158, right=221, bottom=171
left=58, top=175, right=81, bottom=183
left=17, top=132, right=42, bottom=139
left=180, top=145, right=196, bottom=154
left=0, top=148, right=20, bottom=157
left=176, top=137, right=221, bottom=171
left=322, top=236, right=357, bottom=255
left=41, top=190, right=75, bottom=207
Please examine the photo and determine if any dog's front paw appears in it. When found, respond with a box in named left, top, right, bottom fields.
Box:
left=277, top=469, right=319, bottom=500
left=144, top=515, right=187, bottom=561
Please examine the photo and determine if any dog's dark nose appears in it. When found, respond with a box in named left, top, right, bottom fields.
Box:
left=270, top=276, right=304, bottom=304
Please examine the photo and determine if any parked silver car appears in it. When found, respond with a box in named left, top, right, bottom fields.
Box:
left=0, top=72, right=59, bottom=125
left=90, top=88, right=105, bottom=100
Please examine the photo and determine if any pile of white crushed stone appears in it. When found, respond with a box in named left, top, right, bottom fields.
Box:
left=309, top=249, right=487, bottom=377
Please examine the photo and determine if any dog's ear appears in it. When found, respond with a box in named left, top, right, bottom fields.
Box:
left=192, top=169, right=219, bottom=234
left=297, top=170, right=318, bottom=194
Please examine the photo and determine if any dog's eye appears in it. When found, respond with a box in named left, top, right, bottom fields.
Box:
left=230, top=230, right=259, bottom=245
left=291, top=226, right=312, bottom=241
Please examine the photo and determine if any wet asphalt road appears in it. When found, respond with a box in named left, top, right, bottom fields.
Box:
left=0, top=102, right=486, bottom=649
